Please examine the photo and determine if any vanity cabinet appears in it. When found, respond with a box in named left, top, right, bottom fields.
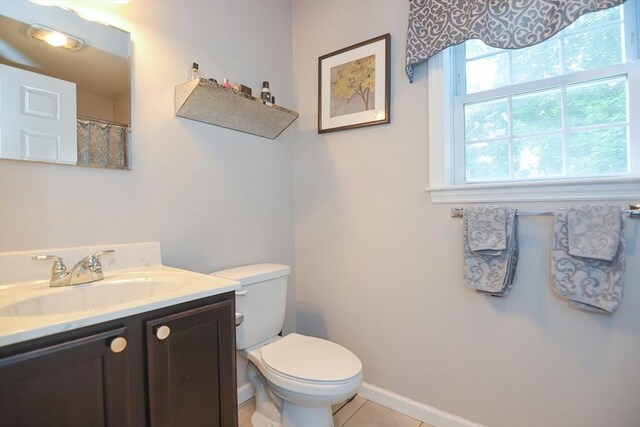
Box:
left=0, top=292, right=237, bottom=427
left=146, top=300, right=237, bottom=427
left=0, top=327, right=131, bottom=427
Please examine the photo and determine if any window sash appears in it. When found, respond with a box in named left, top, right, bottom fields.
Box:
left=425, top=0, right=640, bottom=203
left=453, top=62, right=639, bottom=184
left=450, top=3, right=639, bottom=186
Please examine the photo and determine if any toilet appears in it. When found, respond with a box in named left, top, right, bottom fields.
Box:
left=211, top=264, right=363, bottom=427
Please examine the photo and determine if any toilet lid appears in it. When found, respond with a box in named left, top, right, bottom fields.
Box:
left=261, top=333, right=362, bottom=382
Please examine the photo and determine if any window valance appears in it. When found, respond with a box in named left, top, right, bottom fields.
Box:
left=405, top=0, right=627, bottom=82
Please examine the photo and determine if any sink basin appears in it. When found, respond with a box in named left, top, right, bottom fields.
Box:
left=0, top=266, right=240, bottom=347
left=0, top=274, right=188, bottom=317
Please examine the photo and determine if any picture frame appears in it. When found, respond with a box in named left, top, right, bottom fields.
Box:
left=318, top=33, right=391, bottom=133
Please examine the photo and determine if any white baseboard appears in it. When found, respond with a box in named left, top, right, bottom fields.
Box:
left=358, top=382, right=484, bottom=427
left=238, top=383, right=255, bottom=405
left=237, top=379, right=482, bottom=427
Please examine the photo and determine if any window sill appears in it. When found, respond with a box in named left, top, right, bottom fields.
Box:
left=426, top=176, right=640, bottom=204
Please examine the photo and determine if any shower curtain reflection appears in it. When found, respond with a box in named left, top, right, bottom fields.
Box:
left=77, top=118, right=130, bottom=169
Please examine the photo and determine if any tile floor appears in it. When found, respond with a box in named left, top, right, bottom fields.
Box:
left=238, top=395, right=434, bottom=427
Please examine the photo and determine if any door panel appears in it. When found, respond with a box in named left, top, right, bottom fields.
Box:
left=0, top=64, right=77, bottom=163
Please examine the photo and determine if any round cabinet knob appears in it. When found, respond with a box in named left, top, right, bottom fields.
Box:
left=110, top=336, right=128, bottom=353
left=155, top=325, right=171, bottom=340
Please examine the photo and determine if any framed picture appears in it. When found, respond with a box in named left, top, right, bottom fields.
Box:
left=318, top=33, right=390, bottom=133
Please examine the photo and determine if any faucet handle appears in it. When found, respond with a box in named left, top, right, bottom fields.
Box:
left=91, top=250, right=115, bottom=258
left=87, top=250, right=115, bottom=273
left=32, top=255, right=68, bottom=279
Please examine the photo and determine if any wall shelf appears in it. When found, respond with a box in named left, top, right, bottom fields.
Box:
left=175, top=78, right=298, bottom=139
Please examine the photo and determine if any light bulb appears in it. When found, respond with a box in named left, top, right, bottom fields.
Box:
left=44, top=31, right=68, bottom=47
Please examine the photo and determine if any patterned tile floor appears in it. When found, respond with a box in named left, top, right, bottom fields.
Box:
left=238, top=394, right=434, bottom=427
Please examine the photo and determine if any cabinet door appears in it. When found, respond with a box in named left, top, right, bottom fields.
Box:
left=146, top=300, right=237, bottom=427
left=0, top=327, right=131, bottom=427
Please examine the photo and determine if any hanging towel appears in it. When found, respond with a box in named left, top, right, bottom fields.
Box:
left=466, top=205, right=507, bottom=254
left=551, top=207, right=625, bottom=314
left=567, top=205, right=622, bottom=261
left=463, top=207, right=519, bottom=296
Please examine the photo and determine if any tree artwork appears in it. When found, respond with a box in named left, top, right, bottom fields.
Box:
left=330, top=54, right=375, bottom=118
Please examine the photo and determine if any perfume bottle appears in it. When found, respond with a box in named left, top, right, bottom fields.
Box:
left=222, top=78, right=232, bottom=89
left=189, top=62, right=200, bottom=80
left=261, top=81, right=271, bottom=102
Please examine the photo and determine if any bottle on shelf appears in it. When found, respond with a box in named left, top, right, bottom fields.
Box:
left=221, top=78, right=232, bottom=89
left=189, top=62, right=200, bottom=80
left=261, top=81, right=271, bottom=102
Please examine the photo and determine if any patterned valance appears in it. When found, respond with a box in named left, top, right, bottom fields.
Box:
left=405, top=0, right=627, bottom=82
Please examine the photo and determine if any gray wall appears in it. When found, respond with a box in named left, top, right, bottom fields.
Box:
left=1, top=1, right=639, bottom=425
left=0, top=0, right=295, bottom=332
left=292, top=1, right=640, bottom=427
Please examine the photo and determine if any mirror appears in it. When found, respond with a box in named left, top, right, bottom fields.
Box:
left=0, top=1, right=131, bottom=169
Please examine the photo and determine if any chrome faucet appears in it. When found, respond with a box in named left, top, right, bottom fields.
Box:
left=33, top=250, right=114, bottom=287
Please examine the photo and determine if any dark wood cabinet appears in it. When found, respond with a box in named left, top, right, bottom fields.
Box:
left=0, top=292, right=237, bottom=427
left=0, top=327, right=131, bottom=427
left=146, top=300, right=237, bottom=427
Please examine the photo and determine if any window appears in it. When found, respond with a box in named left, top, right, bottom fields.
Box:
left=427, top=3, right=640, bottom=203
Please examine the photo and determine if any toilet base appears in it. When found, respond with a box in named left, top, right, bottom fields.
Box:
left=282, top=401, right=333, bottom=427
left=251, top=403, right=333, bottom=427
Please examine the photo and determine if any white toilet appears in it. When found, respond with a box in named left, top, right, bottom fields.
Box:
left=211, top=264, right=363, bottom=427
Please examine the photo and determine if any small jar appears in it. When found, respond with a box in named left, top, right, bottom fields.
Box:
left=261, top=81, right=271, bottom=102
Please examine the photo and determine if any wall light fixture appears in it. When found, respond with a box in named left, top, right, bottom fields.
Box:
left=26, top=24, right=85, bottom=50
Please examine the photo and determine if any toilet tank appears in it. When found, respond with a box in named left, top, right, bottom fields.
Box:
left=211, top=263, right=290, bottom=350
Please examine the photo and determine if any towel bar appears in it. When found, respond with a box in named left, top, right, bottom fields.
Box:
left=451, top=205, right=640, bottom=219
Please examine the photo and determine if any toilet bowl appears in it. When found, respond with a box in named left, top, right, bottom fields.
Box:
left=211, top=264, right=363, bottom=427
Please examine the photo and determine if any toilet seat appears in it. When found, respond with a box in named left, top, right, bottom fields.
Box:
left=261, top=333, right=362, bottom=383
left=245, top=333, right=363, bottom=401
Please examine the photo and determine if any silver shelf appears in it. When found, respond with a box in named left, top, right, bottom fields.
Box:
left=175, top=78, right=299, bottom=140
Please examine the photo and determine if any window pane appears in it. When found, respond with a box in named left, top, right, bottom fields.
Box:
left=566, top=77, right=627, bottom=128
left=512, top=89, right=562, bottom=135
left=568, top=127, right=628, bottom=176
left=565, top=6, right=621, bottom=32
left=455, top=4, right=632, bottom=185
left=512, top=39, right=561, bottom=84
left=513, top=135, right=563, bottom=178
left=465, top=39, right=502, bottom=59
left=465, top=141, right=509, bottom=182
left=564, top=25, right=622, bottom=72
left=466, top=53, right=509, bottom=93
left=464, top=99, right=509, bottom=141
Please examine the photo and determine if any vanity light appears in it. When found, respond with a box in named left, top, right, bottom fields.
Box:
left=27, top=24, right=84, bottom=50
left=43, top=31, right=67, bottom=47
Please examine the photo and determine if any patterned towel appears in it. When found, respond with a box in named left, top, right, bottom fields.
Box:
left=567, top=205, right=622, bottom=262
left=466, top=205, right=507, bottom=254
left=551, top=209, right=626, bottom=314
left=463, top=207, right=519, bottom=297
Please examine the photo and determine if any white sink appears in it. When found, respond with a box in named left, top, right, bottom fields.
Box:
left=0, top=272, right=190, bottom=317
left=0, top=265, right=240, bottom=347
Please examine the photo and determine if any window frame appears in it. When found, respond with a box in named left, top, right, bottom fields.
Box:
left=426, top=2, right=640, bottom=203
